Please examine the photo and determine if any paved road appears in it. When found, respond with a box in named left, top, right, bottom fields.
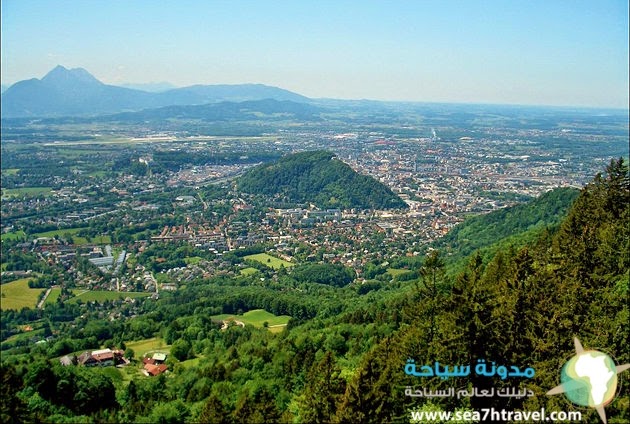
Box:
left=37, top=287, right=52, bottom=309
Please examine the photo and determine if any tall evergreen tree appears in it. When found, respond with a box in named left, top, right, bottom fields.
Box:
left=299, top=351, right=346, bottom=423
left=198, top=394, right=229, bottom=424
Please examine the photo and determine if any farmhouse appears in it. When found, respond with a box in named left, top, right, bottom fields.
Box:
left=142, top=353, right=169, bottom=376
left=76, top=348, right=123, bottom=367
left=143, top=363, right=168, bottom=376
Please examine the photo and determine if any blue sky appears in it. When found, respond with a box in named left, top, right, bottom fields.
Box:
left=1, top=0, right=628, bottom=108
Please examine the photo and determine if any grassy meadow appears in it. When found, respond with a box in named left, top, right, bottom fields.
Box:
left=0, top=278, right=43, bottom=310
left=244, top=253, right=294, bottom=269
left=125, top=337, right=171, bottom=359
left=66, top=290, right=151, bottom=304
left=212, top=309, right=291, bottom=333
left=239, top=267, right=259, bottom=276
left=4, top=226, right=111, bottom=245
left=1, top=187, right=53, bottom=198
left=44, top=288, right=150, bottom=306
left=0, top=230, right=26, bottom=242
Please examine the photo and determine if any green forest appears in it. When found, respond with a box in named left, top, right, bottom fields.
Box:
left=1, top=159, right=628, bottom=423
left=435, top=186, right=581, bottom=266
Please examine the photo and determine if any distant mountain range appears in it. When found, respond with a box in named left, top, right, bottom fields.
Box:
left=0, top=65, right=310, bottom=118
left=102, top=98, right=323, bottom=123
left=118, top=82, right=177, bottom=92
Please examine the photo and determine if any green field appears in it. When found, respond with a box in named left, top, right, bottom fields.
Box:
left=244, top=253, right=294, bottom=269
left=71, top=235, right=111, bottom=245
left=212, top=309, right=291, bottom=333
left=2, top=187, right=52, bottom=198
left=126, top=337, right=171, bottom=359
left=178, top=356, right=203, bottom=368
left=184, top=256, right=204, bottom=265
left=239, top=267, right=259, bottom=276
left=101, top=367, right=124, bottom=383
left=387, top=268, right=410, bottom=277
left=45, top=288, right=61, bottom=305
left=1, top=228, right=109, bottom=244
left=67, top=290, right=151, bottom=304
left=1, top=168, right=20, bottom=175
left=32, top=227, right=86, bottom=239
left=0, top=278, right=43, bottom=310
left=0, top=230, right=26, bottom=242
left=29, top=227, right=110, bottom=245
left=118, top=365, right=144, bottom=381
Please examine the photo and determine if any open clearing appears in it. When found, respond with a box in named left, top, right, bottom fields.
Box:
left=0, top=230, right=26, bottom=242
left=212, top=309, right=290, bottom=332
left=1, top=278, right=43, bottom=310
left=244, top=253, right=294, bottom=269
left=33, top=227, right=84, bottom=239
left=45, top=288, right=150, bottom=305
left=184, top=256, right=204, bottom=265
left=386, top=268, right=409, bottom=277
left=126, top=337, right=171, bottom=359
left=71, top=235, right=112, bottom=245
left=2, top=187, right=52, bottom=198
left=14, top=227, right=111, bottom=245
left=66, top=290, right=151, bottom=304
left=1, top=228, right=109, bottom=244
left=239, top=267, right=259, bottom=276
left=178, top=356, right=204, bottom=368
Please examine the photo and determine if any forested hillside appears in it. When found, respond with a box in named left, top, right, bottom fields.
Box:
left=436, top=186, right=580, bottom=265
left=1, top=159, right=627, bottom=423
left=237, top=150, right=408, bottom=209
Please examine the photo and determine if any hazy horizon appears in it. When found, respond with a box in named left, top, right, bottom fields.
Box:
left=1, top=0, right=628, bottom=108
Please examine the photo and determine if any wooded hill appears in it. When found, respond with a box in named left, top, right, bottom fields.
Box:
left=435, top=186, right=581, bottom=265
left=237, top=150, right=408, bottom=210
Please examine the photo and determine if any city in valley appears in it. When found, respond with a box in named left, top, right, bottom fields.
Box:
left=1, top=101, right=627, bottom=297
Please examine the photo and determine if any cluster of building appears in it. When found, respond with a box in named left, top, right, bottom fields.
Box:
left=87, top=245, right=126, bottom=273
left=58, top=348, right=168, bottom=377
left=151, top=224, right=228, bottom=253
left=60, top=348, right=125, bottom=367
left=268, top=208, right=342, bottom=227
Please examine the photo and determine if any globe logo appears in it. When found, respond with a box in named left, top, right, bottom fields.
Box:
left=547, top=337, right=630, bottom=424
left=560, top=350, right=617, bottom=407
